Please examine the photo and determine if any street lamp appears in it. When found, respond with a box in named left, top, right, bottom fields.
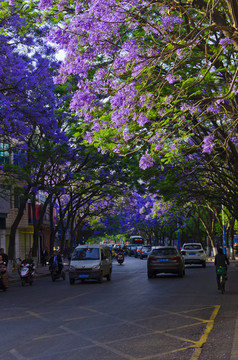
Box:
left=222, top=204, right=226, bottom=255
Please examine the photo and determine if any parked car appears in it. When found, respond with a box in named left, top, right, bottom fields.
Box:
left=140, top=246, right=151, bottom=259
left=147, top=246, right=185, bottom=278
left=181, top=243, right=206, bottom=267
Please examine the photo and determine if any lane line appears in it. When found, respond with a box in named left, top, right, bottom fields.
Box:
left=9, top=349, right=29, bottom=360
left=190, top=305, right=220, bottom=360
left=26, top=311, right=49, bottom=322
left=56, top=292, right=88, bottom=303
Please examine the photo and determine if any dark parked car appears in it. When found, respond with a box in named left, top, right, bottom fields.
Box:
left=147, top=246, right=185, bottom=278
left=140, top=246, right=151, bottom=259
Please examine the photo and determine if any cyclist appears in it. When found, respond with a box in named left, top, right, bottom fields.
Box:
left=215, top=247, right=229, bottom=290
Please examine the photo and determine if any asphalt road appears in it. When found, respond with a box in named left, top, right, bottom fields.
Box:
left=1, top=256, right=238, bottom=360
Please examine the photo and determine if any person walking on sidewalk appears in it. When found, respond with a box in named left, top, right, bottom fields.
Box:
left=0, top=254, right=9, bottom=290
left=41, top=248, right=48, bottom=266
left=0, top=248, right=8, bottom=267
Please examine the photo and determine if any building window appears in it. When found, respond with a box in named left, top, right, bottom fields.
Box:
left=0, top=143, right=9, bottom=164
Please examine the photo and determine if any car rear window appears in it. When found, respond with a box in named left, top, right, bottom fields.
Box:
left=183, top=245, right=202, bottom=250
left=151, top=248, right=178, bottom=256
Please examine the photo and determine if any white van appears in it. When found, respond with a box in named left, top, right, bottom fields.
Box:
left=69, top=244, right=112, bottom=284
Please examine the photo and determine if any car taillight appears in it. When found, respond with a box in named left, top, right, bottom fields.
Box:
left=148, top=256, right=157, bottom=261
left=199, top=250, right=204, bottom=253
left=171, top=256, right=181, bottom=261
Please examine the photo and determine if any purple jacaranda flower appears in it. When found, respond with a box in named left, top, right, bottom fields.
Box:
left=139, top=152, right=154, bottom=170
left=137, top=114, right=150, bottom=126
left=154, top=143, right=163, bottom=151
left=92, top=121, right=102, bottom=131
left=38, top=0, right=52, bottom=9
left=202, top=135, right=214, bottom=153
left=230, top=136, right=238, bottom=145
left=165, top=95, right=173, bottom=104
left=123, top=128, right=133, bottom=141
left=83, top=131, right=94, bottom=144
left=165, top=74, right=182, bottom=84
left=219, top=38, right=233, bottom=49
left=206, top=103, right=221, bottom=114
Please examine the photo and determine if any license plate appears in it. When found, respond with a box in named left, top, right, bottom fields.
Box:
left=159, top=259, right=168, bottom=262
left=79, top=274, right=89, bottom=279
left=189, top=252, right=196, bottom=255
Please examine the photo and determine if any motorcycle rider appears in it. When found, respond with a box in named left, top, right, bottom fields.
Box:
left=116, top=246, right=124, bottom=263
left=215, top=247, right=229, bottom=289
left=49, top=249, right=63, bottom=274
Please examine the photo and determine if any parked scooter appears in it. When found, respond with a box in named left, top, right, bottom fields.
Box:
left=20, top=262, right=35, bottom=286
left=50, top=262, right=65, bottom=282
left=116, top=252, right=124, bottom=265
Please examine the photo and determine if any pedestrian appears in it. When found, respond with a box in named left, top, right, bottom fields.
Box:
left=0, top=248, right=8, bottom=267
left=41, top=248, right=48, bottom=266
left=0, top=254, right=8, bottom=290
left=28, top=248, right=33, bottom=259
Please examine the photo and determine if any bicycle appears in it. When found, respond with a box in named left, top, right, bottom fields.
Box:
left=216, top=266, right=227, bottom=294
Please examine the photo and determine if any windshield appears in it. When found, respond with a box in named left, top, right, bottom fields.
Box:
left=72, top=248, right=100, bottom=260
left=184, top=245, right=202, bottom=250
left=151, top=248, right=178, bottom=256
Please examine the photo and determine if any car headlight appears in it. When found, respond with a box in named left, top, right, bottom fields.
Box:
left=92, top=265, right=100, bottom=270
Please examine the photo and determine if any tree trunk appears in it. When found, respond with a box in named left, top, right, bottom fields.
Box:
left=8, top=197, right=28, bottom=260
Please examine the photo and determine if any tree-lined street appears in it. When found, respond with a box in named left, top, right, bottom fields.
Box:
left=1, top=257, right=238, bottom=360
left=1, top=2, right=238, bottom=358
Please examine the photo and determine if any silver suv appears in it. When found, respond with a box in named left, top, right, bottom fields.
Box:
left=181, top=243, right=206, bottom=267
left=69, top=245, right=112, bottom=284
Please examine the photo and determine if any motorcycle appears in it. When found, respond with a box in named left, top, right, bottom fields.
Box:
left=116, top=252, right=124, bottom=265
left=20, top=263, right=35, bottom=286
left=50, top=262, right=65, bottom=282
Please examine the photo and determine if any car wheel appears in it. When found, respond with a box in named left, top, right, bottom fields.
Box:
left=202, top=261, right=206, bottom=268
left=179, top=269, right=185, bottom=278
left=98, top=272, right=103, bottom=283
left=69, top=278, right=75, bottom=285
left=106, top=270, right=111, bottom=281
left=147, top=271, right=153, bottom=279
